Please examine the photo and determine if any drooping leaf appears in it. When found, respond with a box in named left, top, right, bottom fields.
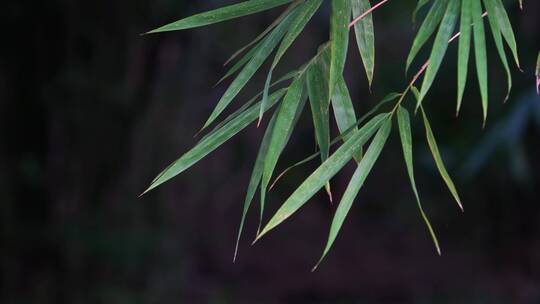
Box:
left=413, top=0, right=432, bottom=24
left=224, top=1, right=302, bottom=66
left=420, top=107, right=464, bottom=211
left=406, top=0, right=449, bottom=72
left=260, top=75, right=307, bottom=229
left=332, top=76, right=362, bottom=161
left=396, top=106, right=441, bottom=255
left=256, top=113, right=390, bottom=241
left=329, top=0, right=352, bottom=99
left=456, top=0, right=472, bottom=115
left=492, top=0, right=520, bottom=68
left=260, top=0, right=324, bottom=122
left=417, top=0, right=460, bottom=107
left=472, top=0, right=488, bottom=124
left=234, top=109, right=279, bottom=262
left=203, top=7, right=299, bottom=130
left=143, top=89, right=287, bottom=195
left=483, top=0, right=512, bottom=103
left=352, top=0, right=375, bottom=87
left=313, top=118, right=392, bottom=270
left=148, top=0, right=294, bottom=33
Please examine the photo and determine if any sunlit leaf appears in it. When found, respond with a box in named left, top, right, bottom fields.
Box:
left=417, top=0, right=460, bottom=107
left=396, top=106, right=441, bottom=255
left=352, top=0, right=375, bottom=87
left=313, top=118, right=391, bottom=270
left=148, top=0, right=294, bottom=33
left=256, top=113, right=389, bottom=241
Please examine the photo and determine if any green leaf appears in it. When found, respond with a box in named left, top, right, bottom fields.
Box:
left=307, top=57, right=333, bottom=199
left=224, top=1, right=302, bottom=67
left=260, top=76, right=306, bottom=229
left=143, top=89, right=287, bottom=195
left=202, top=8, right=299, bottom=130
left=492, top=0, right=520, bottom=68
left=234, top=110, right=279, bottom=262
left=256, top=113, right=389, bottom=241
left=417, top=0, right=460, bottom=108
left=147, top=0, right=294, bottom=33
left=352, top=0, right=375, bottom=87
left=260, top=0, right=323, bottom=122
left=483, top=0, right=512, bottom=103
left=331, top=76, right=362, bottom=161
left=313, top=118, right=392, bottom=270
left=406, top=0, right=449, bottom=72
left=413, top=0, right=432, bottom=24
left=420, top=107, right=464, bottom=211
left=472, top=0, right=488, bottom=124
left=215, top=42, right=262, bottom=87
left=396, top=106, right=441, bottom=255
left=329, top=0, right=352, bottom=99
left=456, top=0, right=472, bottom=115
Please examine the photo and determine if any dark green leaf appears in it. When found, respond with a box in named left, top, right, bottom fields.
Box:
left=352, top=0, right=375, bottom=87
left=456, top=0, right=472, bottom=115
left=472, top=0, right=488, bottom=124
left=329, top=0, right=352, bottom=98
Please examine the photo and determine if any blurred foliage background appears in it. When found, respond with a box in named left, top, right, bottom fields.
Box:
left=1, top=0, right=539, bottom=303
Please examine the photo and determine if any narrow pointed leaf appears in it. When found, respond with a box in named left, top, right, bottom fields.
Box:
left=329, top=0, right=352, bottom=98
left=352, top=0, right=375, bottom=87
left=472, top=0, right=488, bottom=123
left=492, top=0, right=520, bottom=68
left=148, top=0, right=294, bottom=33
left=234, top=111, right=278, bottom=262
left=203, top=8, right=299, bottom=130
left=420, top=107, right=464, bottom=211
left=314, top=119, right=391, bottom=270
left=397, top=106, right=441, bottom=255
left=260, top=76, right=306, bottom=226
left=483, top=0, right=512, bottom=102
left=224, top=1, right=301, bottom=66
left=260, top=0, right=323, bottom=122
left=418, top=0, right=460, bottom=107
left=307, top=59, right=331, bottom=162
left=331, top=76, right=362, bottom=161
left=406, top=0, right=449, bottom=72
left=143, top=89, right=287, bottom=194
left=457, top=0, right=472, bottom=115
left=413, top=0, right=432, bottom=24
left=256, top=113, right=389, bottom=240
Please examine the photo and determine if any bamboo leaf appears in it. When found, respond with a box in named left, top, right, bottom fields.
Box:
left=148, top=0, right=294, bottom=33
left=313, top=118, right=392, bottom=270
left=483, top=0, right=512, bottom=103
left=420, top=107, right=464, bottom=211
left=413, top=0, right=432, bottom=24
left=234, top=110, right=279, bottom=262
left=260, top=76, right=307, bottom=228
left=202, top=8, right=299, bottom=130
left=406, top=0, right=449, bottom=72
left=396, top=106, right=441, bottom=255
left=329, top=0, right=352, bottom=99
left=256, top=113, right=390, bottom=241
left=352, top=0, right=375, bottom=87
left=417, top=0, right=460, bottom=108
left=456, top=0, right=472, bottom=115
left=472, top=0, right=488, bottom=124
left=143, top=89, right=287, bottom=195
left=492, top=0, right=520, bottom=68
left=260, top=0, right=323, bottom=122
left=332, top=76, right=362, bottom=161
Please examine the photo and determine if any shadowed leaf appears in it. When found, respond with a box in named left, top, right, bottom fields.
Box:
left=472, top=0, right=488, bottom=124
left=456, top=0, right=472, bottom=115
left=352, top=0, right=375, bottom=87
left=329, top=0, right=352, bottom=98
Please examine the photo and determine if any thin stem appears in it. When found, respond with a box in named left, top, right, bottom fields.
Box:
left=349, top=0, right=389, bottom=28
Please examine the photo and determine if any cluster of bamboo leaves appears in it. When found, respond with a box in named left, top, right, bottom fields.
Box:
left=143, top=0, right=521, bottom=268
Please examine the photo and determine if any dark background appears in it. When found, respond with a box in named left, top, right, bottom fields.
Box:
left=1, top=0, right=539, bottom=303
